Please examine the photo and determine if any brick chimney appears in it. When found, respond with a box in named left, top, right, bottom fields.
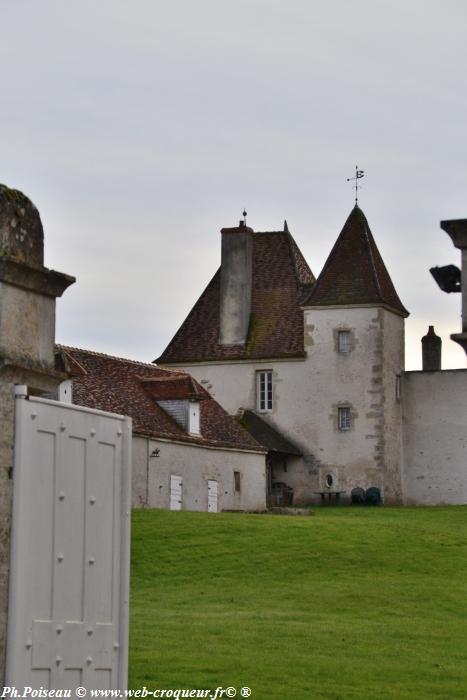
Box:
left=219, top=220, right=253, bottom=345
left=422, top=326, right=442, bottom=370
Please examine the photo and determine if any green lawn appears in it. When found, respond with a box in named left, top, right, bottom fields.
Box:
left=129, top=507, right=467, bottom=699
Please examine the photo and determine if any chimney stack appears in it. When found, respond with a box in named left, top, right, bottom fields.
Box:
left=422, top=326, right=442, bottom=371
left=219, top=221, right=253, bottom=345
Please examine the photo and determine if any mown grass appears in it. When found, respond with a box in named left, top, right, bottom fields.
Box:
left=129, top=507, right=467, bottom=699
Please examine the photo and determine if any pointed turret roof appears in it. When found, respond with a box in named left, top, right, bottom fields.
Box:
left=304, top=205, right=408, bottom=316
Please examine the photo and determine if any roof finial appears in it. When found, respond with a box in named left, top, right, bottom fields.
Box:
left=284, top=219, right=289, bottom=233
left=347, top=165, right=364, bottom=204
left=243, top=208, right=247, bottom=225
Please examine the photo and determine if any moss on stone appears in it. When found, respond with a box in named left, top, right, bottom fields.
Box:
left=246, top=291, right=282, bottom=356
left=0, top=185, right=31, bottom=208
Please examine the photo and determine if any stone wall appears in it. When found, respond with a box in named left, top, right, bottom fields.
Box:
left=132, top=435, right=266, bottom=511
left=170, top=305, right=406, bottom=504
left=402, top=369, right=467, bottom=505
left=379, top=309, right=405, bottom=504
left=0, top=282, right=56, bottom=367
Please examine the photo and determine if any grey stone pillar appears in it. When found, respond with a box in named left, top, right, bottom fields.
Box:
left=0, top=185, right=74, bottom=684
left=440, top=219, right=467, bottom=355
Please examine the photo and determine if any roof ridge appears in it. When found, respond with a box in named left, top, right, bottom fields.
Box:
left=139, top=374, right=188, bottom=382
left=56, top=347, right=88, bottom=376
left=284, top=228, right=315, bottom=288
left=153, top=269, right=221, bottom=363
left=363, top=216, right=384, bottom=301
left=57, top=344, right=185, bottom=373
left=306, top=212, right=349, bottom=299
left=255, top=230, right=289, bottom=235
left=252, top=227, right=315, bottom=287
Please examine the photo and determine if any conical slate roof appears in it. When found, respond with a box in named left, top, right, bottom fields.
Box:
left=304, top=205, right=408, bottom=316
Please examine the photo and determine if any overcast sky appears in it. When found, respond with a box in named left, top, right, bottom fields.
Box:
left=2, top=1, right=467, bottom=370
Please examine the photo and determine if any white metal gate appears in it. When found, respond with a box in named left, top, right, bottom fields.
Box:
left=170, top=475, right=182, bottom=510
left=207, top=480, right=218, bottom=513
left=6, top=391, right=132, bottom=690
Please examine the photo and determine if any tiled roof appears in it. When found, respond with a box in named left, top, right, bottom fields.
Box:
left=56, top=346, right=265, bottom=453
left=140, top=375, right=207, bottom=401
left=240, top=410, right=302, bottom=456
left=304, top=206, right=409, bottom=316
left=156, top=228, right=315, bottom=363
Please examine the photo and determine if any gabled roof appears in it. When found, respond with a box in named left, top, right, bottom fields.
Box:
left=140, top=375, right=207, bottom=401
left=240, top=410, right=302, bottom=456
left=156, top=227, right=315, bottom=364
left=304, top=206, right=409, bottom=316
left=56, top=346, right=265, bottom=453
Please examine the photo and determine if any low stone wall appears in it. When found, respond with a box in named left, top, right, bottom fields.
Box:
left=132, top=435, right=267, bottom=512
left=402, top=369, right=467, bottom=505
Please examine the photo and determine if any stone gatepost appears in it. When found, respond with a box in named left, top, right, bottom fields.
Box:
left=0, top=184, right=74, bottom=684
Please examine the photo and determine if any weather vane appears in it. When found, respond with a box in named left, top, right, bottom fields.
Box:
left=347, top=166, right=364, bottom=204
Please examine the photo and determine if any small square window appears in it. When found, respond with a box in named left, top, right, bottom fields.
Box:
left=338, top=406, right=351, bottom=431
left=256, top=370, right=273, bottom=412
left=234, top=471, right=241, bottom=492
left=338, top=330, right=352, bottom=353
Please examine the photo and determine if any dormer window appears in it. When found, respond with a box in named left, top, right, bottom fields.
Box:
left=157, top=399, right=190, bottom=431
left=188, top=401, right=200, bottom=434
left=58, top=379, right=73, bottom=403
left=155, top=399, right=201, bottom=435
left=139, top=373, right=206, bottom=436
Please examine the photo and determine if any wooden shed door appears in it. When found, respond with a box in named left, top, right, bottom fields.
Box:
left=207, top=480, right=218, bottom=513
left=6, top=393, right=132, bottom=691
left=170, top=475, right=183, bottom=510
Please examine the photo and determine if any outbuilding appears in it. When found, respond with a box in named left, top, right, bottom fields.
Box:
left=57, top=346, right=267, bottom=512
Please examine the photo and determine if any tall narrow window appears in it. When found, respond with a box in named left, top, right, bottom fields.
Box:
left=338, top=330, right=352, bottom=353
left=256, top=370, right=273, bottom=412
left=395, top=374, right=401, bottom=401
left=234, top=471, right=241, bottom=492
left=338, top=406, right=351, bottom=431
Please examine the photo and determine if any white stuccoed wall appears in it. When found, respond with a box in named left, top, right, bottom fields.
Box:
left=131, top=436, right=266, bottom=511
left=402, top=369, right=467, bottom=505
left=169, top=305, right=405, bottom=503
